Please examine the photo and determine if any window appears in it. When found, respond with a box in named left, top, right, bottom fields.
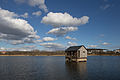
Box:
left=78, top=51, right=80, bottom=57
left=83, top=51, right=85, bottom=53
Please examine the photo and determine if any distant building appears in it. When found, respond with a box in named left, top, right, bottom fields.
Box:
left=87, top=49, right=107, bottom=54
left=114, top=49, right=120, bottom=53
left=65, top=45, right=87, bottom=62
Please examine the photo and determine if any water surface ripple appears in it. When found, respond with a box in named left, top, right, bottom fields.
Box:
left=0, top=56, right=120, bottom=80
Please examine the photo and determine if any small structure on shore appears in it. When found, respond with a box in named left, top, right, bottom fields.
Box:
left=114, top=49, right=120, bottom=53
left=87, top=49, right=107, bottom=54
left=65, top=45, right=87, bottom=62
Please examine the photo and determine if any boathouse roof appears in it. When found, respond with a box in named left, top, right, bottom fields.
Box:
left=65, top=45, right=86, bottom=52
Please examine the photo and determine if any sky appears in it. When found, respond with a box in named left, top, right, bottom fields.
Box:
left=0, top=0, right=120, bottom=51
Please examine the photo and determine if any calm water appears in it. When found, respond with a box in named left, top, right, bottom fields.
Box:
left=0, top=56, right=120, bottom=80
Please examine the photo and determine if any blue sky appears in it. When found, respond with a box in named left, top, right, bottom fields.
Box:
left=0, top=0, right=120, bottom=51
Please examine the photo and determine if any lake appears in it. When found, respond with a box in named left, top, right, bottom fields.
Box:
left=0, top=56, right=120, bottom=80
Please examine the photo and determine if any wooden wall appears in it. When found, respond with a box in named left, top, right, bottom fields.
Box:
left=77, top=46, right=87, bottom=58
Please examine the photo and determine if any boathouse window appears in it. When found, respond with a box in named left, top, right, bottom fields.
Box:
left=83, top=51, right=85, bottom=53
left=78, top=51, right=80, bottom=57
left=71, top=52, right=74, bottom=56
left=67, top=53, right=69, bottom=56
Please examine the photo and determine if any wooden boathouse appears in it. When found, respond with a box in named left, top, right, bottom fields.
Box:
left=65, top=45, right=87, bottom=62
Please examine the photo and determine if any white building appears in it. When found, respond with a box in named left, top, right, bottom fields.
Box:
left=65, top=45, right=87, bottom=62
left=114, top=49, right=120, bottom=53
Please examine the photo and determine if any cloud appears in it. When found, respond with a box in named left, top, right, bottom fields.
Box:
left=88, top=45, right=98, bottom=48
left=9, top=37, right=39, bottom=45
left=20, top=12, right=28, bottom=18
left=0, top=8, right=18, bottom=17
left=67, top=42, right=78, bottom=46
left=42, top=37, right=57, bottom=42
left=0, top=47, right=6, bottom=51
left=37, top=37, right=57, bottom=42
left=1, top=45, right=36, bottom=51
left=23, top=45, right=36, bottom=49
left=47, top=27, right=78, bottom=36
left=9, top=40, right=24, bottom=45
left=15, top=0, right=48, bottom=12
left=41, top=12, right=89, bottom=27
left=65, top=36, right=77, bottom=40
left=100, top=4, right=111, bottom=10
left=32, top=11, right=42, bottom=16
left=40, top=43, right=65, bottom=50
left=0, top=8, right=40, bottom=44
left=102, top=42, right=110, bottom=45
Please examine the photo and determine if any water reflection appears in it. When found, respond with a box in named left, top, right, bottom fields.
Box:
left=65, top=62, right=88, bottom=80
left=1, top=56, right=120, bottom=80
left=0, top=56, right=40, bottom=80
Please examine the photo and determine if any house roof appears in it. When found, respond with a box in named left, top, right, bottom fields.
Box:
left=65, top=45, right=86, bottom=52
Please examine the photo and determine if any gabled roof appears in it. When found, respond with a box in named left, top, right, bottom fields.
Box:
left=65, top=45, right=86, bottom=52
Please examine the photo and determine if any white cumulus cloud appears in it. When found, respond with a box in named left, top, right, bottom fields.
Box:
left=15, top=0, right=48, bottom=12
left=32, top=11, right=42, bottom=16
left=9, top=37, right=39, bottom=45
left=102, top=42, right=110, bottom=45
left=88, top=45, right=98, bottom=48
left=0, top=47, right=6, bottom=51
left=37, top=37, right=57, bottom=42
left=9, top=40, right=24, bottom=45
left=65, top=36, right=77, bottom=40
left=3, top=46, right=36, bottom=51
left=20, top=12, right=28, bottom=18
left=47, top=27, right=78, bottom=36
left=0, top=8, right=40, bottom=44
left=42, top=37, right=57, bottom=42
left=41, top=12, right=89, bottom=27
left=67, top=42, right=78, bottom=46
left=40, top=43, right=65, bottom=50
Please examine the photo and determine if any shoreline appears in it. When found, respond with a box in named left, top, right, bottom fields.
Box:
left=0, top=54, right=120, bottom=56
left=0, top=55, right=65, bottom=56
